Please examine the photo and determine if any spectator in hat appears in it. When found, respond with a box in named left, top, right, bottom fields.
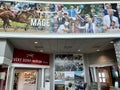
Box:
left=57, top=21, right=70, bottom=33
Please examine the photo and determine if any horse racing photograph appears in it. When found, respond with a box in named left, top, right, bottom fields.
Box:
left=0, top=1, right=120, bottom=34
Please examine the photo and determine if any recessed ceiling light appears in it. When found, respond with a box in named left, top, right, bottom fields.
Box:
left=78, top=49, right=81, bottom=52
left=110, top=41, right=114, bottom=44
left=34, top=42, right=38, bottom=44
left=96, top=49, right=100, bottom=52
left=40, top=50, right=43, bottom=52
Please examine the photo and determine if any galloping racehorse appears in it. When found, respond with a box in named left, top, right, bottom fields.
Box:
left=0, top=9, right=38, bottom=31
left=0, top=9, right=13, bottom=30
left=10, top=9, right=38, bottom=30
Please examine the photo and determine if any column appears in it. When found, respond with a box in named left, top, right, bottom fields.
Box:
left=114, top=40, right=120, bottom=73
left=37, top=69, right=42, bottom=90
left=8, top=67, right=15, bottom=90
left=93, top=67, right=97, bottom=82
left=44, top=69, right=50, bottom=90
left=41, top=68, right=45, bottom=90
left=5, top=66, right=10, bottom=90
left=37, top=68, right=46, bottom=90
left=49, top=54, right=54, bottom=90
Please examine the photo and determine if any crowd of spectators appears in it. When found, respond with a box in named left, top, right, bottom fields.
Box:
left=0, top=2, right=120, bottom=33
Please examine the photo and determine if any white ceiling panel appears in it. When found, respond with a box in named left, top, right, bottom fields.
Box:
left=8, top=38, right=115, bottom=54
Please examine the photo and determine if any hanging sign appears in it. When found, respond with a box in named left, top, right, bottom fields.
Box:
left=12, top=49, right=49, bottom=65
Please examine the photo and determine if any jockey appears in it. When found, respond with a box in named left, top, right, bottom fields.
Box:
left=10, top=2, right=28, bottom=16
left=10, top=3, right=20, bottom=19
left=17, top=5, right=30, bottom=16
left=0, top=2, right=9, bottom=10
left=10, top=4, right=30, bottom=18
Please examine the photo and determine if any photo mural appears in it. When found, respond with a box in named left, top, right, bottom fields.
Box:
left=55, top=54, right=84, bottom=90
left=0, top=1, right=120, bottom=34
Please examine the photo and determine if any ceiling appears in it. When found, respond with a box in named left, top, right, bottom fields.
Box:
left=8, top=38, right=115, bottom=54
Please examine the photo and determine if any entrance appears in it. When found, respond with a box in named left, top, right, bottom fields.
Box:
left=12, top=68, right=50, bottom=90
left=13, top=69, right=38, bottom=90
left=0, top=65, right=8, bottom=90
left=89, top=65, right=119, bottom=90
left=97, top=67, right=113, bottom=90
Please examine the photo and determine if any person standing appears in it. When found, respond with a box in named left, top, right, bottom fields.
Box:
left=57, top=11, right=66, bottom=29
left=103, top=3, right=112, bottom=16
left=85, top=17, right=96, bottom=33
left=67, top=6, right=77, bottom=20
left=78, top=17, right=96, bottom=33
left=103, top=9, right=119, bottom=31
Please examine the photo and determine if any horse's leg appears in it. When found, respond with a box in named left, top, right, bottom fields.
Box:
left=25, top=21, right=29, bottom=31
left=1, top=18, right=6, bottom=31
left=25, top=25, right=27, bottom=31
left=6, top=20, right=11, bottom=28
left=14, top=26, right=18, bottom=31
left=3, top=21, right=6, bottom=32
left=3, top=18, right=10, bottom=31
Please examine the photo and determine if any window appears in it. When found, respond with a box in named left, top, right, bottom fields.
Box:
left=98, top=72, right=106, bottom=82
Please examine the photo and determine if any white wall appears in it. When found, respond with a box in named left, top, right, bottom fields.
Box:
left=0, top=39, right=14, bottom=65
left=87, top=49, right=117, bottom=66
left=4, top=41, right=14, bottom=60
left=0, top=39, right=6, bottom=57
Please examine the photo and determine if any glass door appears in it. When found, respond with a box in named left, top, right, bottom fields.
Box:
left=13, top=68, right=50, bottom=90
left=13, top=69, right=37, bottom=90
left=97, top=67, right=113, bottom=90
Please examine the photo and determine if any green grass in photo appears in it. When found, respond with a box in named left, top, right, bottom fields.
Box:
left=0, top=19, right=27, bottom=28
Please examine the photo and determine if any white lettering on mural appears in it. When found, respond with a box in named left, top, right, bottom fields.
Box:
left=30, top=19, right=50, bottom=26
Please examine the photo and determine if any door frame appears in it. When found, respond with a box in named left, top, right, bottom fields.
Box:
left=89, top=63, right=115, bottom=82
left=8, top=64, right=50, bottom=90
left=89, top=63, right=116, bottom=90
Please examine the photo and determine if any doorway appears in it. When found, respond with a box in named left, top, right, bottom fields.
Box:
left=89, top=65, right=119, bottom=90
left=97, top=67, right=113, bottom=90
left=13, top=69, right=38, bottom=90
left=12, top=68, right=50, bottom=90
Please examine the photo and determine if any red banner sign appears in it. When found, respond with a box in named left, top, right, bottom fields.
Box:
left=12, top=49, right=49, bottom=65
